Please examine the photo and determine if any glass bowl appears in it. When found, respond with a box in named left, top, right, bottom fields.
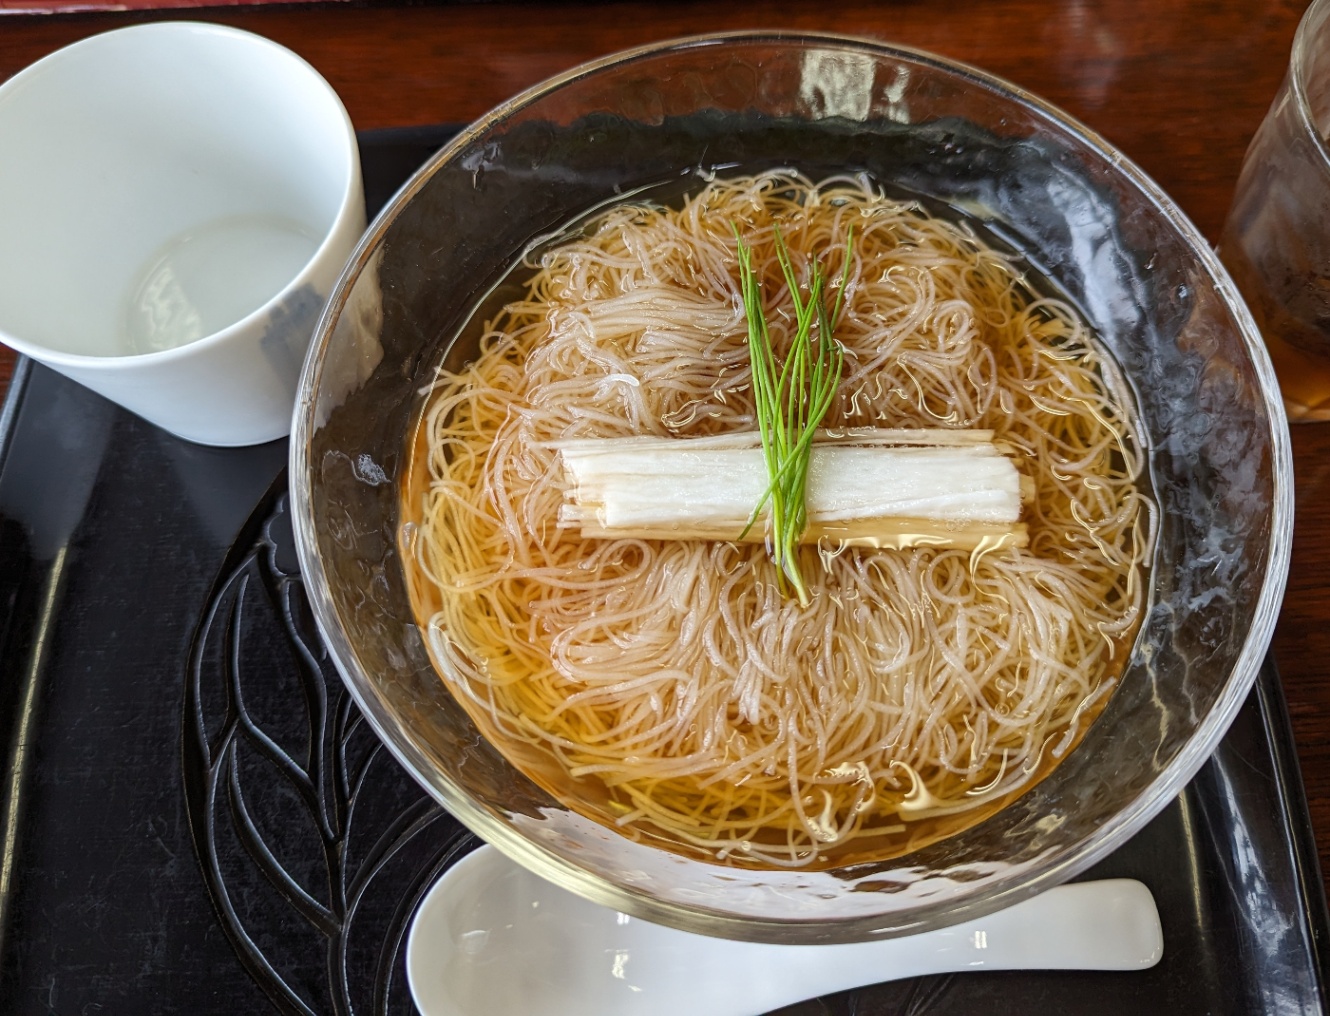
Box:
left=290, top=32, right=1291, bottom=943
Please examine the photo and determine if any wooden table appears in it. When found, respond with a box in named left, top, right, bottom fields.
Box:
left=1, top=0, right=1325, bottom=904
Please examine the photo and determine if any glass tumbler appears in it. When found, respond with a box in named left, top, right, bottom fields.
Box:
left=1221, top=0, right=1330, bottom=421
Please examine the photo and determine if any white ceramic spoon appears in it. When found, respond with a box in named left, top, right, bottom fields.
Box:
left=406, top=844, right=1163, bottom=1016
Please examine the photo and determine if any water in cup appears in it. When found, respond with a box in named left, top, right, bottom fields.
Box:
left=120, top=214, right=320, bottom=355
left=1221, top=222, right=1330, bottom=420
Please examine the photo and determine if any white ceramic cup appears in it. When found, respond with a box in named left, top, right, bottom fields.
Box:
left=0, top=22, right=365, bottom=446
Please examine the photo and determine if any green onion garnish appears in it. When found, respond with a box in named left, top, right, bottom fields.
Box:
left=735, top=223, right=853, bottom=607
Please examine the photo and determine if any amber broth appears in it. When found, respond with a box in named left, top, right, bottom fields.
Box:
left=397, top=180, right=1148, bottom=870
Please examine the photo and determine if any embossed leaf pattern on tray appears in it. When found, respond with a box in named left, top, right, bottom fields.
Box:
left=183, top=487, right=475, bottom=1016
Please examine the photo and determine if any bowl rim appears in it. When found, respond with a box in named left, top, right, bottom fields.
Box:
left=290, top=29, right=1294, bottom=941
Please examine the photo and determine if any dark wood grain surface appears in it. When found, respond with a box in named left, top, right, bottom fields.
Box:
left=1, top=0, right=1324, bottom=903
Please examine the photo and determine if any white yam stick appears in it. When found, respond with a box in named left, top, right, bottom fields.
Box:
left=556, top=429, right=1028, bottom=551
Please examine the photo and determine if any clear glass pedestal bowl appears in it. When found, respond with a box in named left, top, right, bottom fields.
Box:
left=290, top=32, right=1291, bottom=944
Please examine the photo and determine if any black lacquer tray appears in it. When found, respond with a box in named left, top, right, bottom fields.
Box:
left=2, top=125, right=1329, bottom=1016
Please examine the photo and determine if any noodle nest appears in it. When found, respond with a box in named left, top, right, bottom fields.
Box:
left=404, top=170, right=1152, bottom=868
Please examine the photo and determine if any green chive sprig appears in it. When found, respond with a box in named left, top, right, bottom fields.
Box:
left=735, top=223, right=854, bottom=607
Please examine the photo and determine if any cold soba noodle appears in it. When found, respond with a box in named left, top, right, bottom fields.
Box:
left=401, top=171, right=1154, bottom=869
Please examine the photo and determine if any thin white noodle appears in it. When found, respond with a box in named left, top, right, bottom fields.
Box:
left=403, top=171, right=1151, bottom=869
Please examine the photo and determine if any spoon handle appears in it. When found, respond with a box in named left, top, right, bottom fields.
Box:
left=691, top=872, right=1159, bottom=1016
left=748, top=878, right=1162, bottom=1010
